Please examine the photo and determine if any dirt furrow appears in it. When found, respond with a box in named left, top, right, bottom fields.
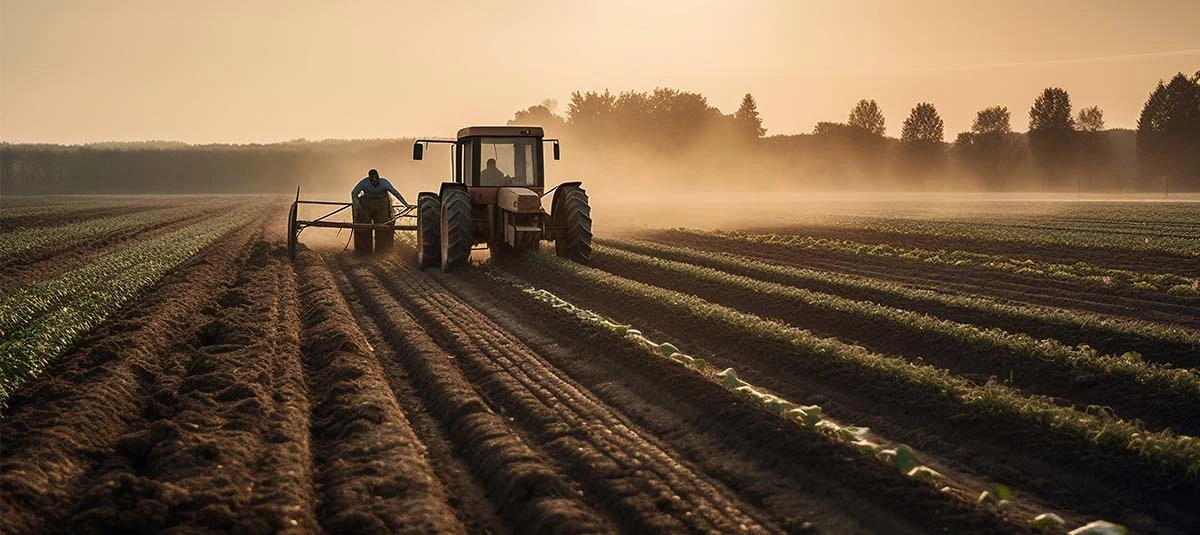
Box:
left=0, top=208, right=276, bottom=535
left=338, top=257, right=617, bottom=535
left=366, top=256, right=784, bottom=534
left=498, top=258, right=1200, bottom=535
left=326, top=259, right=508, bottom=535
left=64, top=240, right=318, bottom=532
left=294, top=249, right=465, bottom=534
left=444, top=262, right=1029, bottom=534
left=588, top=249, right=1200, bottom=435
left=656, top=231, right=1200, bottom=328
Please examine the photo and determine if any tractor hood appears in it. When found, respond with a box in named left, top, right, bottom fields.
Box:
left=497, top=187, right=544, bottom=213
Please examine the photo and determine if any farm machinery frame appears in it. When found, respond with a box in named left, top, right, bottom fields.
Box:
left=288, top=125, right=593, bottom=270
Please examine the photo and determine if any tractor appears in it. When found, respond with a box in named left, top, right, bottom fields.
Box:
left=287, top=125, right=592, bottom=271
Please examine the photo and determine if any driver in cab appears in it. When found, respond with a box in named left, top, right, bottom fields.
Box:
left=480, top=158, right=512, bottom=185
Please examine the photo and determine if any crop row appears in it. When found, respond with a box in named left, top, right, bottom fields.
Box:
left=0, top=203, right=262, bottom=404
left=799, top=212, right=1200, bottom=256
left=515, top=282, right=1130, bottom=534
left=521, top=252, right=1200, bottom=487
left=700, top=230, right=1199, bottom=294
left=604, top=237, right=1200, bottom=365
left=0, top=201, right=231, bottom=258
left=593, top=242, right=1200, bottom=433
left=0, top=199, right=163, bottom=228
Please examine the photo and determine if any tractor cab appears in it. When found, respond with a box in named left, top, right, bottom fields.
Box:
left=412, top=126, right=590, bottom=272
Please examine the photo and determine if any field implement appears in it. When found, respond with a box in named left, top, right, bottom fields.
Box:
left=288, top=125, right=592, bottom=270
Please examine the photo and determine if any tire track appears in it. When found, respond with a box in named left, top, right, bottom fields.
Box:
left=295, top=249, right=465, bottom=534
left=338, top=256, right=616, bottom=535
left=326, top=258, right=509, bottom=535
left=365, top=256, right=780, bottom=534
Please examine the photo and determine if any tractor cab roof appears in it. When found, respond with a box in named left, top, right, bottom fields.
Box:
left=456, top=126, right=544, bottom=139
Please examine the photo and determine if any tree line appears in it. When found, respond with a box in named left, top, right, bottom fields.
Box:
left=2, top=71, right=1197, bottom=194
left=513, top=70, right=1199, bottom=192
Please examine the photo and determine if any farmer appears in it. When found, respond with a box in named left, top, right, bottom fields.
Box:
left=350, top=169, right=407, bottom=255
left=480, top=158, right=508, bottom=185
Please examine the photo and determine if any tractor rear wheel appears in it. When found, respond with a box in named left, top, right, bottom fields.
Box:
left=440, top=187, right=472, bottom=271
left=555, top=185, right=592, bottom=264
left=417, top=193, right=441, bottom=268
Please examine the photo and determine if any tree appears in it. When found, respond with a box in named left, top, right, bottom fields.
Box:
left=972, top=106, right=1011, bottom=136
left=565, top=89, right=618, bottom=138
left=956, top=106, right=1023, bottom=190
left=1028, top=87, right=1076, bottom=188
left=901, top=103, right=944, bottom=143
left=1137, top=73, right=1200, bottom=193
left=898, top=103, right=945, bottom=181
left=1074, top=106, right=1111, bottom=190
left=508, top=99, right=566, bottom=130
left=813, top=121, right=851, bottom=136
left=847, top=99, right=885, bottom=136
left=1136, top=81, right=1169, bottom=183
left=1029, top=88, right=1074, bottom=130
left=1076, top=106, right=1105, bottom=132
left=733, top=93, right=767, bottom=139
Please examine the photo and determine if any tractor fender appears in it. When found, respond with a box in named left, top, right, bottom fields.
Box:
left=550, top=182, right=584, bottom=223
left=439, top=182, right=468, bottom=199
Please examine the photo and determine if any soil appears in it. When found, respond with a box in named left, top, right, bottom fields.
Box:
left=3, top=202, right=1195, bottom=534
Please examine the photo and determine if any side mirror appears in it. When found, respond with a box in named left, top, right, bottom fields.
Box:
left=553, top=142, right=560, bottom=160
left=412, top=142, right=424, bottom=161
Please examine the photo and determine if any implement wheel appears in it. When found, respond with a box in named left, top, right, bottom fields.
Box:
left=440, top=187, right=472, bottom=271
left=287, top=201, right=298, bottom=260
left=417, top=193, right=441, bottom=268
left=554, top=185, right=592, bottom=264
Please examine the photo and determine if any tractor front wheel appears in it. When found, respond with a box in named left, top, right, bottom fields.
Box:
left=417, top=193, right=441, bottom=268
left=440, top=187, right=472, bottom=271
left=554, top=185, right=592, bottom=264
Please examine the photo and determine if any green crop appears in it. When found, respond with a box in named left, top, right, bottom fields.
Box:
left=593, top=242, right=1200, bottom=429
left=693, top=229, right=1198, bottom=293
left=0, top=203, right=261, bottom=406
left=603, top=237, right=1200, bottom=353
left=0, top=202, right=223, bottom=258
left=521, top=252, right=1200, bottom=485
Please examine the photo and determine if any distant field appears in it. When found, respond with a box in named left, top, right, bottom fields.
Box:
left=2, top=195, right=1198, bottom=534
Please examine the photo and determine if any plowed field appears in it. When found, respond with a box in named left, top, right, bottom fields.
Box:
left=3, top=196, right=1198, bottom=534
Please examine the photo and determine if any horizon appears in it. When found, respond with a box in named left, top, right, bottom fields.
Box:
left=3, top=0, right=1199, bottom=144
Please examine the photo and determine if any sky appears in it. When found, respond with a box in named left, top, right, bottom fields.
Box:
left=2, top=0, right=1198, bottom=144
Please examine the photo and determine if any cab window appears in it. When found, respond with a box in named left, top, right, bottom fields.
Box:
left=476, top=137, right=540, bottom=187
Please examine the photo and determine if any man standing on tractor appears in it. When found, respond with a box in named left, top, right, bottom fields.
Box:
left=351, top=169, right=407, bottom=255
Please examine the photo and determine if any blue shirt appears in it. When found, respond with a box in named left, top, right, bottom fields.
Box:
left=352, top=177, right=406, bottom=205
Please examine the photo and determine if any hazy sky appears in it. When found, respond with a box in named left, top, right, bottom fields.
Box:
left=2, top=0, right=1198, bottom=144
